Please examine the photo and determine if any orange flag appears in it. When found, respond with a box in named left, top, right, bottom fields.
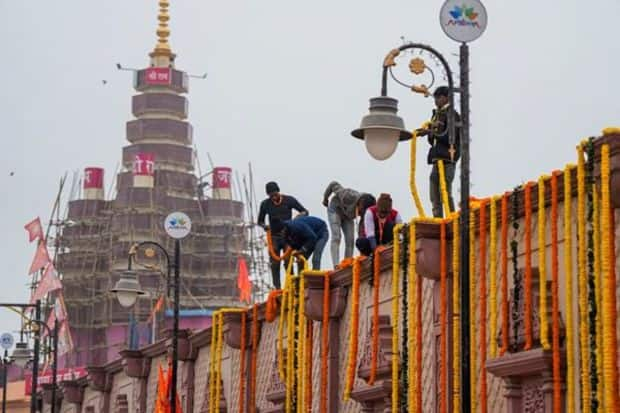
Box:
left=237, top=256, right=252, bottom=303
left=28, top=241, right=50, bottom=275
left=24, top=217, right=43, bottom=243
left=155, top=364, right=168, bottom=413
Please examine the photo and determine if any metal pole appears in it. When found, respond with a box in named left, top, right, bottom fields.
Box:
left=50, top=319, right=58, bottom=413
left=2, top=350, right=7, bottom=413
left=170, top=239, right=180, bottom=413
left=30, top=300, right=41, bottom=413
left=458, top=42, right=472, bottom=413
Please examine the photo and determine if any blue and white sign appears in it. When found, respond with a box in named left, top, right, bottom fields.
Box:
left=164, top=212, right=192, bottom=239
left=440, top=0, right=488, bottom=43
left=0, top=333, right=14, bottom=350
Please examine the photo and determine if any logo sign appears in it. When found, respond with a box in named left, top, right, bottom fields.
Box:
left=213, top=167, right=232, bottom=189
left=0, top=333, right=13, bottom=350
left=164, top=212, right=192, bottom=239
left=84, top=167, right=104, bottom=189
left=132, top=153, right=155, bottom=176
left=440, top=0, right=487, bottom=43
left=144, top=67, right=172, bottom=85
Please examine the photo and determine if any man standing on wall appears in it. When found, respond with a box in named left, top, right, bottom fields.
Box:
left=257, top=181, right=308, bottom=289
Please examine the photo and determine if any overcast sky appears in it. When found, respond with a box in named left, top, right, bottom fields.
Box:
left=1, top=1, right=618, bottom=339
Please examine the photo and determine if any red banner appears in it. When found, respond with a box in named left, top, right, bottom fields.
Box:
left=24, top=217, right=43, bottom=243
left=132, top=153, right=155, bottom=176
left=213, top=167, right=232, bottom=189
left=24, top=367, right=87, bottom=395
left=84, top=167, right=104, bottom=189
left=145, top=67, right=171, bottom=85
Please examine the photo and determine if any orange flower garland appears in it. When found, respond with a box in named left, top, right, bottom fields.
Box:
left=266, top=289, right=283, bottom=323
left=369, top=245, right=385, bottom=385
left=524, top=182, right=533, bottom=350
left=344, top=257, right=361, bottom=400
left=267, top=229, right=292, bottom=262
left=564, top=165, right=575, bottom=413
left=320, top=272, right=330, bottom=413
left=440, top=221, right=448, bottom=413
left=250, top=304, right=259, bottom=413
left=239, top=312, right=247, bottom=413
left=500, top=193, right=509, bottom=355
left=551, top=171, right=561, bottom=413
left=416, top=226, right=423, bottom=412
left=451, top=215, right=460, bottom=412
left=609, top=197, right=619, bottom=411
left=479, top=200, right=488, bottom=413
left=306, top=319, right=313, bottom=413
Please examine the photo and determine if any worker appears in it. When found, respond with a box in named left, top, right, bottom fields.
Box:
left=322, top=181, right=364, bottom=267
left=257, top=181, right=308, bottom=289
left=270, top=216, right=329, bottom=270
left=355, top=193, right=403, bottom=256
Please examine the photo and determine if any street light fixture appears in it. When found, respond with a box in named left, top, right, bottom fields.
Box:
left=10, top=342, right=31, bottom=368
left=110, top=270, right=145, bottom=308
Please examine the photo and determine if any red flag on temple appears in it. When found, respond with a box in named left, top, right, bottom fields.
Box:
left=24, top=217, right=43, bottom=243
left=31, top=264, right=62, bottom=303
left=237, top=256, right=252, bottom=303
left=28, top=241, right=50, bottom=275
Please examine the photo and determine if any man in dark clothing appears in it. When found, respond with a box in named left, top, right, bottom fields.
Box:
left=416, top=86, right=461, bottom=218
left=257, top=181, right=308, bottom=289
left=270, top=216, right=329, bottom=270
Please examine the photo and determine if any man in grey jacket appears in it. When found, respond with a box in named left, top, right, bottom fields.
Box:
left=322, top=181, right=363, bottom=267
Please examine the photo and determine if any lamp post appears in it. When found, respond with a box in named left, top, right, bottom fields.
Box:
left=0, top=301, right=60, bottom=413
left=110, top=211, right=191, bottom=413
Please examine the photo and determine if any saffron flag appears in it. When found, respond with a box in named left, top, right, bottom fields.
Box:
left=57, top=321, right=74, bottom=356
left=155, top=364, right=168, bottom=413
left=30, top=264, right=62, bottom=303
left=24, top=217, right=43, bottom=243
left=237, top=256, right=252, bottom=303
left=28, top=242, right=50, bottom=275
left=148, top=296, right=165, bottom=323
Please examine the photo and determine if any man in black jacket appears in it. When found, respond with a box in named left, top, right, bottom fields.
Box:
left=257, top=181, right=308, bottom=289
left=417, top=86, right=461, bottom=217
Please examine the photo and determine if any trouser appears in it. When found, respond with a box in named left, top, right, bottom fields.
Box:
left=269, top=235, right=290, bottom=289
left=327, top=205, right=355, bottom=267
left=305, top=230, right=329, bottom=270
left=430, top=161, right=456, bottom=218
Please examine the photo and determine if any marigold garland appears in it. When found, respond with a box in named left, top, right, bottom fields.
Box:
left=489, top=197, right=498, bottom=359
left=369, top=246, right=386, bottom=385
left=400, top=224, right=409, bottom=410
left=438, top=160, right=451, bottom=216
left=524, top=182, right=534, bottom=350
left=306, top=319, right=313, bottom=413
left=391, top=224, right=403, bottom=413
left=343, top=257, right=362, bottom=401
left=577, top=143, right=591, bottom=412
left=551, top=171, right=561, bottom=413
left=267, top=229, right=292, bottom=262
left=564, top=165, right=576, bottom=413
left=440, top=221, right=448, bottom=413
left=266, top=289, right=283, bottom=323
left=407, top=222, right=418, bottom=413
left=416, top=224, right=423, bottom=412
left=500, top=193, right=509, bottom=355
left=469, top=208, right=477, bottom=412
left=239, top=312, right=247, bottom=413
left=538, top=175, right=551, bottom=351
left=451, top=215, right=460, bottom=413
left=478, top=201, right=488, bottom=413
left=297, top=270, right=306, bottom=413
left=608, top=193, right=619, bottom=411
left=410, top=126, right=428, bottom=217
left=250, top=304, right=259, bottom=413
left=209, top=312, right=219, bottom=413
left=510, top=188, right=521, bottom=352
left=593, top=181, right=604, bottom=409
left=320, top=272, right=330, bottom=413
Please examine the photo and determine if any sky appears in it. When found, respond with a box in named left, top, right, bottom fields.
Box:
left=1, top=1, right=619, bottom=340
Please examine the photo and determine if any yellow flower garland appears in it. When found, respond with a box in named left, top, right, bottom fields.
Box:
left=215, top=312, right=224, bottom=413
left=344, top=257, right=362, bottom=401
left=577, top=143, right=591, bottom=413
left=452, top=215, right=461, bottom=413
left=408, top=221, right=417, bottom=413
left=564, top=165, right=575, bottom=413
left=297, top=270, right=306, bottom=413
left=392, top=224, right=403, bottom=413
left=469, top=208, right=477, bottom=412
left=410, top=127, right=428, bottom=217
left=209, top=312, right=219, bottom=413
left=602, top=127, right=620, bottom=135
left=489, top=197, right=498, bottom=358
left=593, top=182, right=604, bottom=408
left=437, top=159, right=451, bottom=217
left=538, top=175, right=550, bottom=350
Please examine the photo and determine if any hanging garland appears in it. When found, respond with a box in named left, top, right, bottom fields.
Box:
left=306, top=319, right=313, bottom=413
left=408, top=222, right=418, bottom=413
left=250, top=305, right=259, bottom=413
left=438, top=160, right=452, bottom=216
left=239, top=312, right=247, bottom=413
left=391, top=224, right=403, bottom=413
left=564, top=165, right=576, bottom=413
left=400, top=224, right=409, bottom=412
left=551, top=171, right=561, bottom=413
left=267, top=229, right=293, bottom=262
left=440, top=221, right=448, bottom=413
left=500, top=193, right=509, bottom=355
left=510, top=187, right=521, bottom=352
left=343, top=257, right=362, bottom=401
left=524, top=182, right=533, bottom=350
left=577, top=143, right=591, bottom=412
left=469, top=208, right=477, bottom=412
left=369, top=246, right=386, bottom=385
left=479, top=201, right=488, bottom=413
left=266, top=289, right=283, bottom=323
left=489, top=197, right=498, bottom=359
left=451, top=215, right=460, bottom=412
left=209, top=311, right=219, bottom=413
left=416, top=223, right=423, bottom=412
left=410, top=125, right=429, bottom=217
left=297, top=270, right=307, bottom=413
left=586, top=138, right=600, bottom=412
left=538, top=175, right=551, bottom=351
left=593, top=180, right=604, bottom=409
left=320, top=272, right=330, bottom=413
left=285, top=272, right=296, bottom=413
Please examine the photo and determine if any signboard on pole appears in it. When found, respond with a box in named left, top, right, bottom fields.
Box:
left=440, top=0, right=487, bottom=43
left=0, top=333, right=13, bottom=350
left=164, top=212, right=192, bottom=239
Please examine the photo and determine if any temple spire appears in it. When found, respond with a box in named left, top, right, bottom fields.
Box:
left=150, top=0, right=174, bottom=61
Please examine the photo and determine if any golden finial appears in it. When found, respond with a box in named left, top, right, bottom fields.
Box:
left=151, top=0, right=173, bottom=58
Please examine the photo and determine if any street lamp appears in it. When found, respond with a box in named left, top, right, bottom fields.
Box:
left=110, top=210, right=191, bottom=413
left=10, top=342, right=31, bottom=368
